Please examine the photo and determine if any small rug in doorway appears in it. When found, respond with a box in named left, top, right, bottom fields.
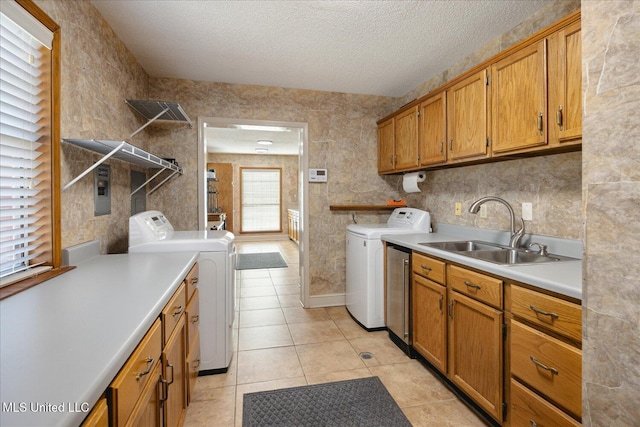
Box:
left=236, top=252, right=288, bottom=270
left=242, top=376, right=412, bottom=427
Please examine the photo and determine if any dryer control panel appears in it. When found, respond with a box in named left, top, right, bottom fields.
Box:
left=387, top=208, right=431, bottom=232
left=129, top=210, right=175, bottom=246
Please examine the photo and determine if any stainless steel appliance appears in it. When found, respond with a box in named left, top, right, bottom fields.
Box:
left=386, top=243, right=412, bottom=356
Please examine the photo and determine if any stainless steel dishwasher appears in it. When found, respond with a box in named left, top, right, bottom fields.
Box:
left=386, top=243, right=412, bottom=356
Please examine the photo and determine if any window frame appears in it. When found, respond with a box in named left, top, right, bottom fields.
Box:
left=239, top=167, right=283, bottom=234
left=0, top=0, right=65, bottom=300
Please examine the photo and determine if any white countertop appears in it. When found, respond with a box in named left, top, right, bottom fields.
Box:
left=382, top=229, right=582, bottom=300
left=0, top=252, right=198, bottom=427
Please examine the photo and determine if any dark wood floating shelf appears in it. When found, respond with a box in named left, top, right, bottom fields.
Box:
left=329, top=205, right=404, bottom=211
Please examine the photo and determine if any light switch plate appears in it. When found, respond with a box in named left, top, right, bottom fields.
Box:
left=480, top=205, right=488, bottom=219
left=522, top=202, right=533, bottom=221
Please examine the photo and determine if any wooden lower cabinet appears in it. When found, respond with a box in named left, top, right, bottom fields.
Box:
left=163, top=316, right=187, bottom=427
left=127, top=363, right=162, bottom=427
left=448, top=290, right=504, bottom=422
left=510, top=379, right=580, bottom=427
left=81, top=398, right=109, bottom=427
left=412, top=274, right=447, bottom=372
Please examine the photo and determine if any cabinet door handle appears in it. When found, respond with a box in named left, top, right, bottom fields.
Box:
left=449, top=139, right=453, bottom=152
left=530, top=356, right=558, bottom=375
left=537, top=112, right=544, bottom=132
left=464, top=280, right=481, bottom=290
left=448, top=301, right=454, bottom=319
left=556, top=105, right=563, bottom=127
left=135, top=356, right=154, bottom=381
left=438, top=295, right=443, bottom=313
left=529, top=305, right=559, bottom=320
left=440, top=141, right=444, bottom=154
left=166, top=362, right=175, bottom=385
left=530, top=420, right=538, bottom=427
left=173, top=305, right=184, bottom=317
left=421, top=264, right=432, bottom=272
left=192, top=359, right=201, bottom=371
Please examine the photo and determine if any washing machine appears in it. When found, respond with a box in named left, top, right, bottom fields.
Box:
left=346, top=208, right=430, bottom=330
left=129, top=210, right=236, bottom=375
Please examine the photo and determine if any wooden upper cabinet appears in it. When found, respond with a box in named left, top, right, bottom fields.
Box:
left=447, top=69, right=489, bottom=162
left=394, top=106, right=420, bottom=171
left=419, top=92, right=447, bottom=167
left=377, top=118, right=395, bottom=173
left=491, top=40, right=548, bottom=155
left=548, top=20, right=582, bottom=145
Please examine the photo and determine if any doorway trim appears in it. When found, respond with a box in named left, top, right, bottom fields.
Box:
left=197, top=117, right=310, bottom=308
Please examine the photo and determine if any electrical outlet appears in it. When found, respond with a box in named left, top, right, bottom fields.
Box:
left=480, top=205, right=488, bottom=219
left=522, top=202, right=533, bottom=221
left=455, top=202, right=462, bottom=216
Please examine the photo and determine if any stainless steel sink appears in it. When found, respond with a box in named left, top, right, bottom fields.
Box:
left=418, top=240, right=577, bottom=265
left=419, top=240, right=505, bottom=252
left=465, top=249, right=575, bottom=265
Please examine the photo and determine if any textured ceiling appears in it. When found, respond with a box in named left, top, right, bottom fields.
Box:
left=91, top=0, right=551, bottom=98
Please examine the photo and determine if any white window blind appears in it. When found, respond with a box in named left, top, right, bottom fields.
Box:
left=0, top=4, right=54, bottom=283
left=241, top=168, right=281, bottom=232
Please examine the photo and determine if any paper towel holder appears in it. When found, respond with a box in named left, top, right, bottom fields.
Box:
left=402, top=171, right=426, bottom=193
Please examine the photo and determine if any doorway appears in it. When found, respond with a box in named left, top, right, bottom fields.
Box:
left=197, top=117, right=310, bottom=308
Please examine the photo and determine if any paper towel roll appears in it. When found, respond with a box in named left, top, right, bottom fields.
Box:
left=402, top=171, right=426, bottom=193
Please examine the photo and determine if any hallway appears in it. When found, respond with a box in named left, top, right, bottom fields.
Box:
left=184, top=239, right=485, bottom=426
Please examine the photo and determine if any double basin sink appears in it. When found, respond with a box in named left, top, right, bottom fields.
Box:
left=419, top=240, right=577, bottom=265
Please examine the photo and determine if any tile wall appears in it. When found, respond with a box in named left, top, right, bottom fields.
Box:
left=582, top=1, right=640, bottom=425
left=37, top=0, right=150, bottom=254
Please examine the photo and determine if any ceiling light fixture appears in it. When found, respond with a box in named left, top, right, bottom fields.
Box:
left=257, top=140, right=273, bottom=145
left=233, top=124, right=290, bottom=132
left=255, top=148, right=269, bottom=154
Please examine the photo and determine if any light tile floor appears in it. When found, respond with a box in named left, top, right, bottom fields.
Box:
left=184, top=240, right=486, bottom=426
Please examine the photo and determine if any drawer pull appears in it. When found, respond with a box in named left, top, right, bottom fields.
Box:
left=464, top=280, right=481, bottom=290
left=529, top=305, right=559, bottom=320
left=192, top=359, right=201, bottom=371
left=530, top=420, right=538, bottom=427
left=191, top=314, right=200, bottom=324
left=530, top=356, right=559, bottom=375
left=172, top=305, right=184, bottom=317
left=421, top=265, right=432, bottom=272
left=135, top=357, right=154, bottom=381
left=191, top=277, right=199, bottom=285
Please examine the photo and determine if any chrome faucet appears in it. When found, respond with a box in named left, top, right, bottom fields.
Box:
left=468, top=196, right=525, bottom=249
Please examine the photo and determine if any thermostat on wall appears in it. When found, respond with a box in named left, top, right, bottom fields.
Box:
left=309, top=168, right=328, bottom=182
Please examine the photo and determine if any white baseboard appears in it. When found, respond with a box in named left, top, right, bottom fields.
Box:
left=307, top=293, right=345, bottom=308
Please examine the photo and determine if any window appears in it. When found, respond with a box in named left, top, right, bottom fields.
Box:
left=0, top=0, right=61, bottom=296
left=240, top=168, right=282, bottom=233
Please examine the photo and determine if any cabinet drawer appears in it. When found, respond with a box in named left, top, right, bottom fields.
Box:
left=185, top=263, right=199, bottom=302
left=125, top=362, right=162, bottom=427
left=511, top=379, right=580, bottom=427
left=186, top=288, right=200, bottom=349
left=510, top=285, right=582, bottom=342
left=412, top=252, right=445, bottom=284
left=511, top=320, right=582, bottom=417
left=448, top=264, right=502, bottom=308
left=187, top=329, right=201, bottom=404
left=110, top=319, right=162, bottom=426
left=82, top=397, right=108, bottom=427
left=162, top=282, right=186, bottom=345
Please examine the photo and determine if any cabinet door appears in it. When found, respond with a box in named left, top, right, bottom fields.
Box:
left=412, top=274, right=447, bottom=373
left=378, top=118, right=395, bottom=173
left=163, top=317, right=187, bottom=427
left=549, top=20, right=582, bottom=145
left=82, top=398, right=109, bottom=427
left=447, top=69, right=489, bottom=161
left=126, top=363, right=162, bottom=427
left=394, top=106, right=420, bottom=170
left=491, top=40, right=547, bottom=155
left=448, top=290, right=504, bottom=422
left=419, top=92, right=447, bottom=166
